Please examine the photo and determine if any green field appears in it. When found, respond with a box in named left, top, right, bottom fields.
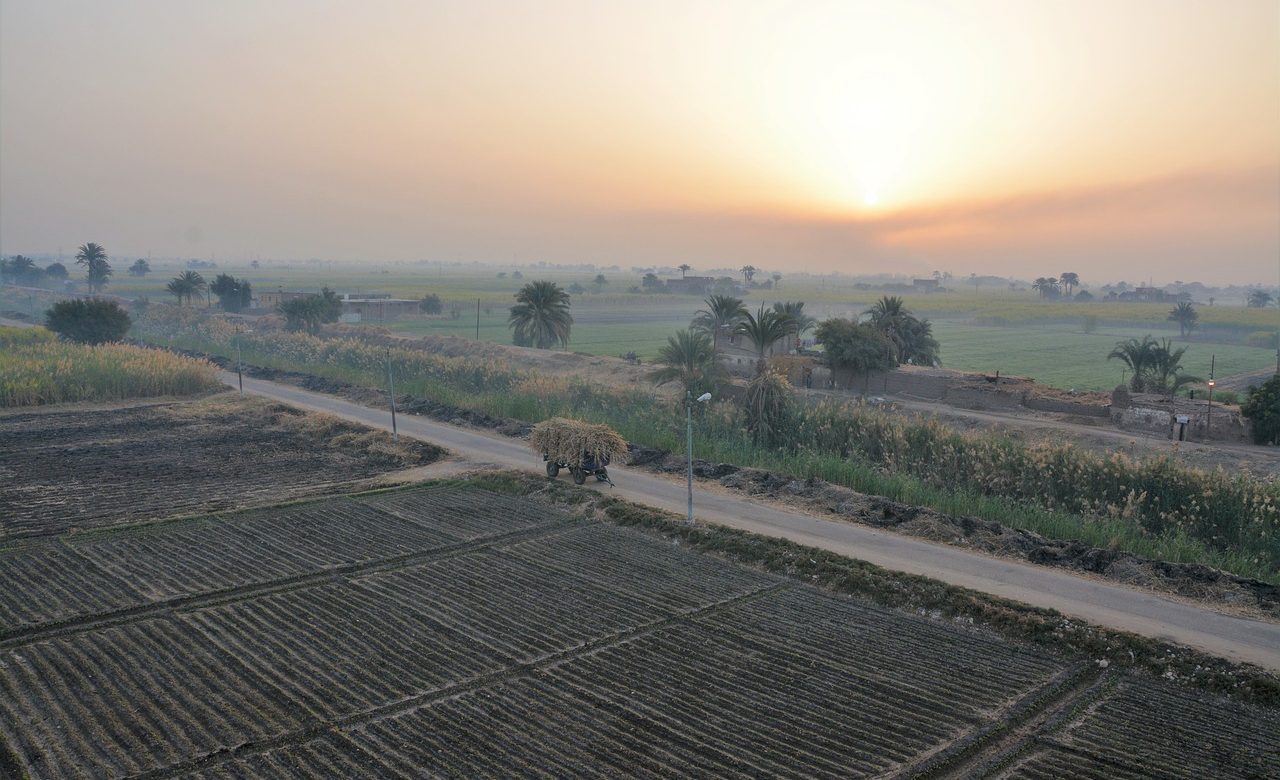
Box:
left=6, top=260, right=1277, bottom=388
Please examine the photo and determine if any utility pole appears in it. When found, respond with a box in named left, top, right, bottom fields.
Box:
left=386, top=349, right=398, bottom=443
left=235, top=328, right=244, bottom=398
left=476, top=298, right=481, bottom=341
left=1206, top=354, right=1215, bottom=439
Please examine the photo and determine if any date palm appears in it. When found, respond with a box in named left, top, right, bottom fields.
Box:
left=677, top=263, right=691, bottom=279
left=1247, top=289, right=1274, bottom=308
left=178, top=271, right=207, bottom=305
left=75, top=242, right=112, bottom=293
left=692, top=294, right=747, bottom=338
left=508, top=280, right=573, bottom=349
left=648, top=329, right=724, bottom=395
left=736, top=304, right=790, bottom=362
left=772, top=301, right=816, bottom=336
left=1146, top=339, right=1202, bottom=396
left=740, top=265, right=757, bottom=284
left=1059, top=272, right=1079, bottom=297
left=166, top=277, right=193, bottom=305
left=1108, top=336, right=1159, bottom=392
left=1167, top=301, right=1198, bottom=338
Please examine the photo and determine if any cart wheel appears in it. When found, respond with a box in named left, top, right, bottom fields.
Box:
left=595, top=469, right=609, bottom=482
left=546, top=462, right=560, bottom=478
left=572, top=468, right=587, bottom=485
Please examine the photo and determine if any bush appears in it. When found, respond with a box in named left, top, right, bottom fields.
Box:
left=1242, top=375, right=1280, bottom=445
left=45, top=298, right=131, bottom=344
left=420, top=293, right=443, bottom=315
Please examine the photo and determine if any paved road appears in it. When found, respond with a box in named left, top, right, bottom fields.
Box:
left=221, top=369, right=1280, bottom=670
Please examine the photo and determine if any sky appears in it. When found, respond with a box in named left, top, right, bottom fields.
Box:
left=1, top=0, right=1277, bottom=284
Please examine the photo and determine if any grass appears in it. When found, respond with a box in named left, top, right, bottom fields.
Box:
left=128, top=309, right=1280, bottom=584
left=0, top=326, right=221, bottom=407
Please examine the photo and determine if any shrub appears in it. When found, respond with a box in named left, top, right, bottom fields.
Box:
left=45, top=298, right=131, bottom=344
left=1245, top=331, right=1279, bottom=349
left=1242, top=375, right=1280, bottom=445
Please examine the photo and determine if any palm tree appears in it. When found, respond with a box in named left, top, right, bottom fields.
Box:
left=593, top=273, right=608, bottom=292
left=677, top=264, right=691, bottom=279
left=771, top=272, right=782, bottom=290
left=166, top=277, right=193, bottom=305
left=1059, top=272, right=1079, bottom=297
left=508, top=280, right=573, bottom=349
left=1108, top=336, right=1160, bottom=392
left=647, top=329, right=724, bottom=395
left=1248, top=289, right=1274, bottom=308
left=692, top=294, right=747, bottom=339
left=740, top=265, right=757, bottom=284
left=1032, top=277, right=1060, bottom=299
left=1167, top=301, right=1199, bottom=338
left=736, top=304, right=791, bottom=363
left=178, top=271, right=206, bottom=306
left=75, top=242, right=112, bottom=293
left=744, top=367, right=791, bottom=445
left=1146, top=339, right=1202, bottom=396
left=772, top=301, right=816, bottom=337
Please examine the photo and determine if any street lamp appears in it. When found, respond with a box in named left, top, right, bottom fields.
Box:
left=687, top=390, right=712, bottom=524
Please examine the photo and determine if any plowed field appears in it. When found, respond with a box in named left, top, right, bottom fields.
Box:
left=1, top=483, right=1274, bottom=778
left=0, top=397, right=442, bottom=542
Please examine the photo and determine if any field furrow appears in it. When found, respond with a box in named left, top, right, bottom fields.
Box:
left=0, top=542, right=144, bottom=635
left=349, top=551, right=669, bottom=661
left=1009, top=679, right=1280, bottom=779
left=500, top=522, right=777, bottom=610
left=355, top=488, right=557, bottom=538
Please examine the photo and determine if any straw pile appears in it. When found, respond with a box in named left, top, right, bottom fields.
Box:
left=529, top=417, right=629, bottom=467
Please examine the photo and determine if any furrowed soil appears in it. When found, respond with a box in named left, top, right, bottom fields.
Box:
left=0, top=395, right=444, bottom=542
left=0, top=479, right=1275, bottom=779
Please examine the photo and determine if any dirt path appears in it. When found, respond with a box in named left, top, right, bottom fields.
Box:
left=220, top=370, right=1280, bottom=671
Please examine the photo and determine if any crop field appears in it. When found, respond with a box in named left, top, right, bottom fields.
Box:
left=1, top=482, right=1274, bottom=778
left=0, top=397, right=441, bottom=542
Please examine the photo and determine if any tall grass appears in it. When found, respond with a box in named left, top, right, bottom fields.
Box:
left=131, top=309, right=1280, bottom=582
left=0, top=326, right=220, bottom=406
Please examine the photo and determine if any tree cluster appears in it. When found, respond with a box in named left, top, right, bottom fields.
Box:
left=279, top=287, right=342, bottom=333
left=44, top=299, right=132, bottom=344
left=1107, top=336, right=1201, bottom=395
left=209, top=274, right=253, bottom=313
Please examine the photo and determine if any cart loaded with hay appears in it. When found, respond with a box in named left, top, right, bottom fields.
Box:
left=530, top=417, right=628, bottom=486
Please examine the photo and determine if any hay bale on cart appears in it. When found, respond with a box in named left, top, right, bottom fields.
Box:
left=530, top=417, right=628, bottom=484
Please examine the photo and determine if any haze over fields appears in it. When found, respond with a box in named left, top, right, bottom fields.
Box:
left=1, top=0, right=1277, bottom=284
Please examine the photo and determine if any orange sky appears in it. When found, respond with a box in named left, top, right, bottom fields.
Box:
left=1, top=1, right=1277, bottom=283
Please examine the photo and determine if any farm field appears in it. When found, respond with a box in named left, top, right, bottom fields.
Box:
left=1, top=481, right=1276, bottom=778
left=0, top=396, right=442, bottom=543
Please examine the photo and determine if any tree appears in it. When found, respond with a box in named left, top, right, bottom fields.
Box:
left=1145, top=339, right=1201, bottom=396
left=641, top=272, right=663, bottom=291
left=1074, top=290, right=1094, bottom=302
left=44, top=262, right=68, bottom=282
left=864, top=295, right=938, bottom=365
left=166, top=277, right=193, bottom=305
left=316, top=286, right=342, bottom=323
left=1167, top=301, right=1199, bottom=338
left=814, top=318, right=895, bottom=383
left=593, top=274, right=608, bottom=292
left=771, top=272, right=782, bottom=290
left=420, top=293, right=443, bottom=314
left=508, top=280, right=573, bottom=349
left=210, top=274, right=253, bottom=312
left=279, top=296, right=326, bottom=334
left=45, top=299, right=131, bottom=344
left=178, top=270, right=206, bottom=305
left=250, top=259, right=260, bottom=269
left=7, top=255, right=40, bottom=285
left=567, top=282, right=585, bottom=295
left=128, top=259, right=151, bottom=277
left=1032, top=277, right=1061, bottom=299
left=647, top=329, right=724, bottom=395
left=1108, top=336, right=1160, bottom=392
left=1247, top=289, right=1274, bottom=308
left=1059, top=272, right=1079, bottom=297
left=75, top=243, right=112, bottom=293
left=677, top=264, right=691, bottom=279
left=692, top=294, right=747, bottom=338
left=737, top=304, right=791, bottom=359
left=771, top=301, right=815, bottom=337
left=1241, top=375, right=1280, bottom=445
left=740, top=265, right=757, bottom=284
left=744, top=367, right=791, bottom=445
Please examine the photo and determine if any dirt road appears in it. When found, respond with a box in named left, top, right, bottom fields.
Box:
left=219, top=370, right=1280, bottom=671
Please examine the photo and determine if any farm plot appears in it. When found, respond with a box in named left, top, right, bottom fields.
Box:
left=0, top=397, right=443, bottom=541
left=0, top=483, right=1275, bottom=779
left=1003, top=678, right=1280, bottom=779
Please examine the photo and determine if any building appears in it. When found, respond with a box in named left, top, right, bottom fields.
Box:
left=713, top=326, right=800, bottom=376
left=256, top=290, right=312, bottom=309
left=339, top=297, right=420, bottom=322
left=912, top=278, right=940, bottom=292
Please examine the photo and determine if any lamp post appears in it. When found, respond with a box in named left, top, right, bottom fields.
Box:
left=686, top=390, right=712, bottom=524
left=1205, top=354, right=1215, bottom=438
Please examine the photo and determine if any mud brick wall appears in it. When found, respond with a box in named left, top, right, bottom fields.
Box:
left=1023, top=397, right=1111, bottom=418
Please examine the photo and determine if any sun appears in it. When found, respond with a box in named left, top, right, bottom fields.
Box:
left=863, top=190, right=880, bottom=207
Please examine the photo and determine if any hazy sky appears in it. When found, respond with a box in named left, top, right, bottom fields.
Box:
left=2, top=1, right=1277, bottom=284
